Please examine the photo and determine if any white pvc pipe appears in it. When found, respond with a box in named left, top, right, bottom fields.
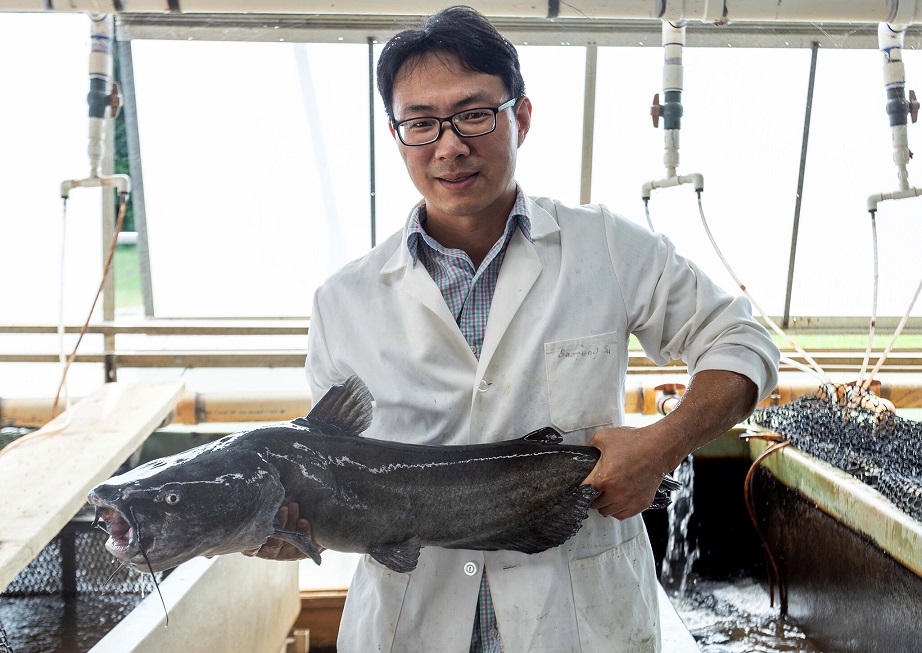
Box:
left=662, top=20, right=685, bottom=178
left=1, top=0, right=922, bottom=23
left=866, top=22, right=922, bottom=211
left=642, top=173, right=704, bottom=199
left=61, top=14, right=130, bottom=198
left=880, top=23, right=913, bottom=190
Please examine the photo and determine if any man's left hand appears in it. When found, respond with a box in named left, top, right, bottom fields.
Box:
left=582, top=424, right=672, bottom=520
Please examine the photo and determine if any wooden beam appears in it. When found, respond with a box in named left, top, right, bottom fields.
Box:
left=0, top=318, right=309, bottom=336
left=0, top=381, right=184, bottom=592
left=294, top=589, right=348, bottom=649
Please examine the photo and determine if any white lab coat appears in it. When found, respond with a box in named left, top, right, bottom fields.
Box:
left=305, top=196, right=779, bottom=653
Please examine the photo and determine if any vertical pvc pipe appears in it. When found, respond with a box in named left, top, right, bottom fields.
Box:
left=783, top=41, right=819, bottom=330
left=879, top=22, right=912, bottom=191
left=87, top=15, right=115, bottom=179
left=661, top=20, right=685, bottom=179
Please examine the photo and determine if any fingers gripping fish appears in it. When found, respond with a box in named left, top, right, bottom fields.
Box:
left=87, top=376, right=679, bottom=574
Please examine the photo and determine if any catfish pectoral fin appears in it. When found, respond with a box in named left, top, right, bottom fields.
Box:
left=660, top=473, right=682, bottom=492
left=649, top=489, right=673, bottom=510
left=272, top=528, right=324, bottom=566
left=370, top=536, right=421, bottom=574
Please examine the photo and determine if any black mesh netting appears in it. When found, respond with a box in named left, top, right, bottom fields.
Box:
left=747, top=383, right=922, bottom=522
left=1, top=529, right=161, bottom=597
left=0, top=616, right=11, bottom=653
left=0, top=428, right=31, bottom=451
left=0, top=527, right=165, bottom=653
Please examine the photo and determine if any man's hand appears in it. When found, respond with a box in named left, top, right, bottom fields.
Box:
left=242, top=502, right=314, bottom=561
left=582, top=424, right=671, bottom=520
left=582, top=370, right=759, bottom=520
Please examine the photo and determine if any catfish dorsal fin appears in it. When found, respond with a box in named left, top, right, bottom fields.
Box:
left=521, top=427, right=563, bottom=445
left=294, top=376, right=374, bottom=437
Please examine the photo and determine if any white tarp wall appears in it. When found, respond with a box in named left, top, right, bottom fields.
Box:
left=1, top=17, right=918, bottom=326
left=0, top=14, right=106, bottom=396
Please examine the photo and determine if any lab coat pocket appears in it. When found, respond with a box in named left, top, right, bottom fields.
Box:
left=337, top=555, right=410, bottom=653
left=544, top=332, right=619, bottom=433
left=568, top=535, right=659, bottom=653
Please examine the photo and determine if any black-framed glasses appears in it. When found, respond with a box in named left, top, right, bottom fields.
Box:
left=393, top=97, right=519, bottom=146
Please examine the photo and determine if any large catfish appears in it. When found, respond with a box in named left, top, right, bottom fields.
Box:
left=87, top=376, right=679, bottom=574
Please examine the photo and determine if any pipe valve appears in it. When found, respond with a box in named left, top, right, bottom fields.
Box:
left=109, top=81, right=123, bottom=119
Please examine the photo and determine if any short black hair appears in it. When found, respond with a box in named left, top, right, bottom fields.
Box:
left=376, top=5, right=526, bottom=122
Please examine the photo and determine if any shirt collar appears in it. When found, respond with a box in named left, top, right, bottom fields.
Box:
left=406, top=184, right=533, bottom=265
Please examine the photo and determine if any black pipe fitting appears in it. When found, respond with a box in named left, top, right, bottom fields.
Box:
left=886, top=85, right=911, bottom=127
left=662, top=90, right=683, bottom=131
left=87, top=77, right=109, bottom=119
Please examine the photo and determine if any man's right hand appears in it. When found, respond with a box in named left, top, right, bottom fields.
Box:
left=243, top=501, right=314, bottom=561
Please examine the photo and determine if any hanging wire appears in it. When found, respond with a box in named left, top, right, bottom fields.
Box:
left=863, top=276, right=922, bottom=390
left=742, top=436, right=791, bottom=615
left=644, top=199, right=655, bottom=232
left=693, top=192, right=831, bottom=383
left=857, top=213, right=879, bottom=388
left=52, top=192, right=128, bottom=416
left=0, top=193, right=128, bottom=459
left=57, top=198, right=74, bottom=418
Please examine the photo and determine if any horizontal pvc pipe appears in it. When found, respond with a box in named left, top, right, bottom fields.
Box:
left=1, top=0, right=921, bottom=23
left=4, top=381, right=922, bottom=429
left=641, top=172, right=704, bottom=199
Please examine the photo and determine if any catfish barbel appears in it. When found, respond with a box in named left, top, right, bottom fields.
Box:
left=87, top=376, right=679, bottom=574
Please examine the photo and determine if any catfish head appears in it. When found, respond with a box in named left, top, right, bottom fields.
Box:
left=87, top=438, right=285, bottom=572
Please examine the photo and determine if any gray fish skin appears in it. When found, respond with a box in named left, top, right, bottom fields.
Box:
left=87, top=376, right=677, bottom=574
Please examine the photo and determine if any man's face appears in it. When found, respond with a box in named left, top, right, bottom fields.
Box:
left=389, top=52, right=531, bottom=227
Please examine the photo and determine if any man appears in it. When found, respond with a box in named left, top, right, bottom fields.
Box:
left=257, top=6, right=779, bottom=652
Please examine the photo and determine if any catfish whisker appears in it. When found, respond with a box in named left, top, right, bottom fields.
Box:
left=129, top=506, right=169, bottom=627
left=91, top=505, right=108, bottom=534
left=103, top=561, right=129, bottom=587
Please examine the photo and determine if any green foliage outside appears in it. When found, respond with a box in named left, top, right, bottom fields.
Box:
left=115, top=243, right=142, bottom=311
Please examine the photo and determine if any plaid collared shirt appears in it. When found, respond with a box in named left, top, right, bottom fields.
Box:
left=405, top=186, right=532, bottom=653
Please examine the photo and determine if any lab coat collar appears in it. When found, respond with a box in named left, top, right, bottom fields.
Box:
left=379, top=195, right=560, bottom=276
left=377, top=194, right=556, bottom=367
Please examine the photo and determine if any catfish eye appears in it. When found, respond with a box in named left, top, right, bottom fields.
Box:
left=164, top=491, right=182, bottom=506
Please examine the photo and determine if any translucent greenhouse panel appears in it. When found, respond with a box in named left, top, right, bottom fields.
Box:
left=132, top=41, right=371, bottom=317
left=515, top=46, right=585, bottom=204
left=371, top=44, right=423, bottom=244
left=0, top=14, right=104, bottom=325
left=372, top=44, right=587, bottom=242
left=592, top=46, right=811, bottom=318
left=794, top=48, right=919, bottom=318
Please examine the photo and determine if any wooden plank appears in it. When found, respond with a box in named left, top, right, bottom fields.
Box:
left=89, top=555, right=299, bottom=653
left=0, top=381, right=184, bottom=592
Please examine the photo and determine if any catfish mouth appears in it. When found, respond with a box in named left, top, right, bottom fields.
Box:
left=90, top=503, right=154, bottom=564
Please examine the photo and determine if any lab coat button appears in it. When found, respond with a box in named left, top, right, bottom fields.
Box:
left=478, top=380, right=489, bottom=392
left=463, top=562, right=478, bottom=576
